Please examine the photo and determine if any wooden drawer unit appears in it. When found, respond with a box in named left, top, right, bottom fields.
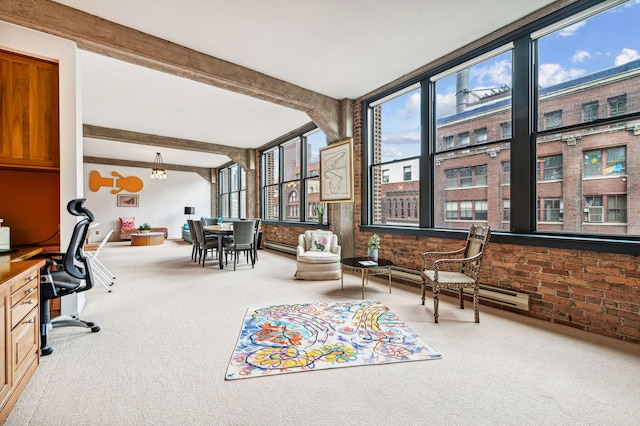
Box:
left=10, top=273, right=38, bottom=330
left=9, top=272, right=39, bottom=383
left=0, top=259, right=42, bottom=423
left=10, top=308, right=38, bottom=384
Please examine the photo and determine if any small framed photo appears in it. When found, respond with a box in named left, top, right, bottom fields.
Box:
left=117, top=194, right=139, bottom=207
left=319, top=138, right=354, bottom=203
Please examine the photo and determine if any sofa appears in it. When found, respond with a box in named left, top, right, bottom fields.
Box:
left=119, top=217, right=168, bottom=241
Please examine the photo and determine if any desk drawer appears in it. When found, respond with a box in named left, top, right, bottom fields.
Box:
left=9, top=269, right=38, bottom=295
left=11, top=308, right=39, bottom=384
left=11, top=289, right=38, bottom=330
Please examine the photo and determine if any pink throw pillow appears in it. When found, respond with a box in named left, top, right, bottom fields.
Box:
left=119, top=217, right=136, bottom=230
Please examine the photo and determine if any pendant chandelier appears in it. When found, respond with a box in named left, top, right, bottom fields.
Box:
left=151, top=152, right=167, bottom=179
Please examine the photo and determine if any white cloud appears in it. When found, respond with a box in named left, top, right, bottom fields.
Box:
left=381, top=145, right=403, bottom=159
left=474, top=59, right=512, bottom=87
left=435, top=93, right=456, bottom=118
left=538, top=63, right=586, bottom=87
left=559, top=21, right=586, bottom=37
left=572, top=50, right=591, bottom=63
left=615, top=48, right=640, bottom=66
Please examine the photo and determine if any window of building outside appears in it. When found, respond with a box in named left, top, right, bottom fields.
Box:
left=544, top=110, right=563, bottom=130
left=582, top=101, right=599, bottom=122
left=539, top=198, right=563, bottom=222
left=365, top=0, right=640, bottom=242
left=537, top=155, right=563, bottom=181
left=502, top=161, right=511, bottom=185
left=459, top=132, right=470, bottom=147
left=260, top=126, right=326, bottom=223
left=475, top=128, right=488, bottom=144
left=369, top=85, right=420, bottom=227
left=503, top=199, right=510, bottom=222
left=608, top=94, right=627, bottom=117
left=403, top=166, right=412, bottom=181
left=218, top=164, right=246, bottom=219
left=501, top=121, right=512, bottom=139
left=444, top=135, right=455, bottom=149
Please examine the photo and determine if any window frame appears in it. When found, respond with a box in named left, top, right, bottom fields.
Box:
left=259, top=124, right=326, bottom=225
left=360, top=0, right=640, bottom=255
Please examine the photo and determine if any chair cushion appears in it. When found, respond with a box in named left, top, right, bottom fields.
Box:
left=119, top=217, right=135, bottom=230
left=309, top=231, right=333, bottom=252
left=298, top=250, right=340, bottom=264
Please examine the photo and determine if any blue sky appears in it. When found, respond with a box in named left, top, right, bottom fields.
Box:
left=380, top=0, right=640, bottom=162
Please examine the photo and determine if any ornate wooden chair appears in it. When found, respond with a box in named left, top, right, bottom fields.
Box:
left=421, top=225, right=491, bottom=323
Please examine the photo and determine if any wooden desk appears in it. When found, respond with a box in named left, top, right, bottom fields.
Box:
left=0, top=246, right=43, bottom=264
left=0, top=249, right=43, bottom=423
left=130, top=232, right=164, bottom=246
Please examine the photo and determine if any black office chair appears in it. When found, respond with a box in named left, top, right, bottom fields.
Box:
left=38, top=198, right=100, bottom=356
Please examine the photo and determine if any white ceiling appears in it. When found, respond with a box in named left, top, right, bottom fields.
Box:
left=53, top=0, right=557, bottom=169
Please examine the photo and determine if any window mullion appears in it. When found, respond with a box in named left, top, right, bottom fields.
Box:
left=510, top=35, right=536, bottom=233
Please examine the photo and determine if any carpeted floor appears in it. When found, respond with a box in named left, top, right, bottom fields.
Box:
left=6, top=239, right=640, bottom=425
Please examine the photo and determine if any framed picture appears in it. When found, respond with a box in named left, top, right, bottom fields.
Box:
left=117, top=194, right=139, bottom=207
left=319, top=138, right=354, bottom=203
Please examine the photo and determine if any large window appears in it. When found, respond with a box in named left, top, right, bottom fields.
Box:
left=261, top=126, right=327, bottom=223
left=369, top=86, right=420, bottom=227
left=432, top=47, right=512, bottom=230
left=219, top=164, right=246, bottom=219
left=365, top=0, right=640, bottom=243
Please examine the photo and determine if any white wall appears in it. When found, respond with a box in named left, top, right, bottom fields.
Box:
left=83, top=163, right=211, bottom=242
left=0, top=21, right=81, bottom=246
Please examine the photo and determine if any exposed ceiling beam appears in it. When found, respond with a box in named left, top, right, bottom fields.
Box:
left=1, top=0, right=348, bottom=141
left=83, top=125, right=255, bottom=170
left=84, top=156, right=212, bottom=182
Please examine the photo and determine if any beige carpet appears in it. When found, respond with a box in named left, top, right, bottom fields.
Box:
left=6, top=239, right=639, bottom=425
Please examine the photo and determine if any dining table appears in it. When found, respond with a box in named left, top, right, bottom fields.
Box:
left=203, top=224, right=234, bottom=269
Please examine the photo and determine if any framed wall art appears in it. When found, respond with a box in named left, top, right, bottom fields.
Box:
left=117, top=194, right=139, bottom=207
left=319, top=138, right=354, bottom=203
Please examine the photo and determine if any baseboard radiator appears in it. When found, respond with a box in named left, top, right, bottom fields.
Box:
left=264, top=241, right=297, bottom=255
left=264, top=241, right=530, bottom=311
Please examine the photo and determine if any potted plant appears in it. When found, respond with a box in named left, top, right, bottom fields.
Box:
left=367, top=234, right=381, bottom=261
left=139, top=222, right=152, bottom=233
left=316, top=203, right=326, bottom=224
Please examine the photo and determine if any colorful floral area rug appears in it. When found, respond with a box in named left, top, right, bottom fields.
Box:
left=225, top=300, right=442, bottom=380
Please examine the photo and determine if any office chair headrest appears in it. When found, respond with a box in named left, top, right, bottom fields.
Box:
left=66, top=198, right=95, bottom=222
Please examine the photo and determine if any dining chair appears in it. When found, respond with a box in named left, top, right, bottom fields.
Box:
left=192, top=220, right=219, bottom=267
left=224, top=220, right=256, bottom=270
left=421, top=224, right=491, bottom=323
left=252, top=218, right=261, bottom=262
left=84, top=229, right=116, bottom=292
left=186, top=219, right=198, bottom=261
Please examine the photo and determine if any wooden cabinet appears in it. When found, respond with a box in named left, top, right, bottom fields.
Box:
left=0, top=50, right=59, bottom=170
left=0, top=259, right=43, bottom=423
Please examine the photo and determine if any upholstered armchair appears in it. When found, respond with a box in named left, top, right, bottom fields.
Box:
left=295, top=230, right=341, bottom=280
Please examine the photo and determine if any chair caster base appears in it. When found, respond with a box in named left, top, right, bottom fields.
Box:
left=89, top=324, right=100, bottom=332
left=41, top=346, right=53, bottom=356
